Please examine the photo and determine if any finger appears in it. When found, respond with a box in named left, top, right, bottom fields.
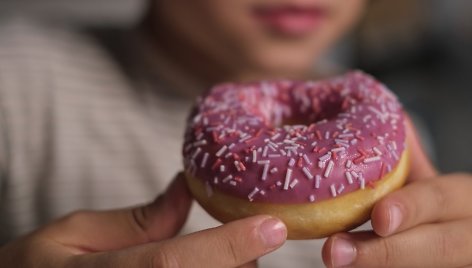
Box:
left=72, top=215, right=286, bottom=268
left=404, top=114, right=437, bottom=181
left=371, top=174, right=472, bottom=237
left=323, top=219, right=472, bottom=268
left=48, top=172, right=192, bottom=252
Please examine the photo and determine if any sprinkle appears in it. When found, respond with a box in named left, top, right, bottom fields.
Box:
left=373, top=147, right=383, bottom=156
left=222, top=175, right=233, bottom=183
left=260, top=190, right=266, bottom=195
left=213, top=177, right=219, bottom=184
left=338, top=133, right=354, bottom=138
left=191, top=147, right=202, bottom=160
left=350, top=139, right=358, bottom=145
left=219, top=165, right=226, bottom=172
left=257, top=160, right=270, bottom=165
left=215, top=145, right=228, bottom=157
left=271, top=133, right=281, bottom=140
left=276, top=181, right=282, bottom=186
left=309, top=195, right=316, bottom=202
left=330, top=184, right=337, bottom=197
left=270, top=167, right=278, bottom=174
left=302, top=154, right=312, bottom=165
left=248, top=187, right=260, bottom=201
left=193, top=139, right=207, bottom=147
left=200, top=152, right=209, bottom=168
left=228, top=143, right=236, bottom=150
left=315, top=175, right=322, bottom=189
left=239, top=135, right=252, bottom=143
left=345, top=159, right=353, bottom=168
left=331, top=147, right=346, bottom=153
left=289, top=179, right=299, bottom=189
left=364, top=156, right=381, bottom=163
left=325, top=131, right=330, bottom=140
left=345, top=172, right=354, bottom=184
left=283, top=169, right=293, bottom=190
left=351, top=171, right=359, bottom=178
left=311, top=141, right=318, bottom=146
left=262, top=146, right=269, bottom=157
left=282, top=159, right=293, bottom=169
left=261, top=164, right=270, bottom=181
left=337, top=184, right=345, bottom=194
left=252, top=150, right=257, bottom=163
left=229, top=181, right=237, bottom=186
left=319, top=152, right=332, bottom=162
left=302, top=167, right=314, bottom=180
left=268, top=154, right=281, bottom=158
left=318, top=160, right=326, bottom=169
left=360, top=177, right=365, bottom=189
left=324, top=160, right=335, bottom=178
left=211, top=158, right=222, bottom=170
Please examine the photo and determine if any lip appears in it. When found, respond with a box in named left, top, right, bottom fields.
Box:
left=252, top=4, right=328, bottom=37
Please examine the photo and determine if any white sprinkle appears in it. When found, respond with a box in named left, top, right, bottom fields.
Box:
left=239, top=135, right=252, bottom=142
left=271, top=133, right=281, bottom=140
left=228, top=143, right=236, bottom=150
left=248, top=187, right=260, bottom=201
left=268, top=154, right=281, bottom=158
left=280, top=149, right=287, bottom=156
left=391, top=141, right=397, bottom=150
left=311, top=141, right=318, bottom=146
left=360, top=177, right=365, bottom=189
left=261, top=164, right=270, bottom=181
left=288, top=158, right=296, bottom=167
left=337, top=184, right=345, bottom=194
left=270, top=167, right=278, bottom=174
left=346, top=159, right=353, bottom=168
left=229, top=181, right=237, bottom=186
left=213, top=177, right=219, bottom=184
left=220, top=165, right=226, bottom=172
left=234, top=161, right=241, bottom=171
left=224, top=152, right=233, bottom=159
left=302, top=154, right=312, bottom=165
left=373, top=147, right=383, bottom=156
left=324, top=160, right=335, bottom=178
left=191, top=147, right=202, bottom=160
left=284, top=139, right=296, bottom=144
left=201, top=152, right=209, bottom=168
left=215, top=145, right=228, bottom=157
left=222, top=175, right=233, bottom=183
left=351, top=171, right=359, bottom=178
left=350, top=139, right=358, bottom=145
left=325, top=131, right=330, bottom=140
left=302, top=167, right=314, bottom=180
left=338, top=133, right=354, bottom=138
left=289, top=179, right=299, bottom=189
left=345, top=172, right=354, bottom=184
left=309, top=195, right=316, bottom=202
left=276, top=181, right=282, bottom=186
left=205, top=182, right=213, bottom=197
left=193, top=139, right=207, bottom=147
left=330, top=184, right=337, bottom=197
left=262, top=146, right=269, bottom=157
left=283, top=169, right=293, bottom=190
left=315, top=175, right=322, bottom=189
left=257, top=160, right=270, bottom=165
left=319, top=152, right=332, bottom=162
left=252, top=150, right=257, bottom=163
left=364, top=156, right=381, bottom=163
left=318, top=160, right=326, bottom=169
left=260, top=190, right=266, bottom=195
left=331, top=147, right=346, bottom=153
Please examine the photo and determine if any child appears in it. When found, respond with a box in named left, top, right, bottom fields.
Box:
left=1, top=1, right=471, bottom=267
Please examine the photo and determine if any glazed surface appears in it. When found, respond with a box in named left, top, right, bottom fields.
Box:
left=183, top=71, right=406, bottom=204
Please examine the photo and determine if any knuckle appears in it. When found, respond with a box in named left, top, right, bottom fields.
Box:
left=130, top=207, right=151, bottom=241
left=377, top=238, right=393, bottom=267
left=152, top=246, right=181, bottom=268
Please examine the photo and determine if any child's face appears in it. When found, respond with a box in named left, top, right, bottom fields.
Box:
left=157, top=0, right=366, bottom=79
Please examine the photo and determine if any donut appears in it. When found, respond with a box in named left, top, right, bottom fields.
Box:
left=183, top=71, right=409, bottom=239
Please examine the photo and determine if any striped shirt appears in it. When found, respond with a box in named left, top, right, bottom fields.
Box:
left=0, top=18, right=350, bottom=267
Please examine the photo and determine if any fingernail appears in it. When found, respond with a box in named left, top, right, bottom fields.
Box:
left=388, top=204, right=403, bottom=235
left=258, top=218, right=287, bottom=248
left=331, top=237, right=356, bottom=267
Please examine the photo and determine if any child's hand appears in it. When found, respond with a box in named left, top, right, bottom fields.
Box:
left=0, top=173, right=287, bottom=268
left=323, top=117, right=472, bottom=267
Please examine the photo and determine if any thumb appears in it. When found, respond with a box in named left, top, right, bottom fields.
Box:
left=48, top=172, right=193, bottom=252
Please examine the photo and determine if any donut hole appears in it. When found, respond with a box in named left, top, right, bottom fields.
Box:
left=274, top=92, right=346, bottom=128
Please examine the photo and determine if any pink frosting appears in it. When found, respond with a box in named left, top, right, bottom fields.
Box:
left=183, top=71, right=406, bottom=204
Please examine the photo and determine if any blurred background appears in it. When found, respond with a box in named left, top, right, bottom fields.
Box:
left=1, top=0, right=471, bottom=173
